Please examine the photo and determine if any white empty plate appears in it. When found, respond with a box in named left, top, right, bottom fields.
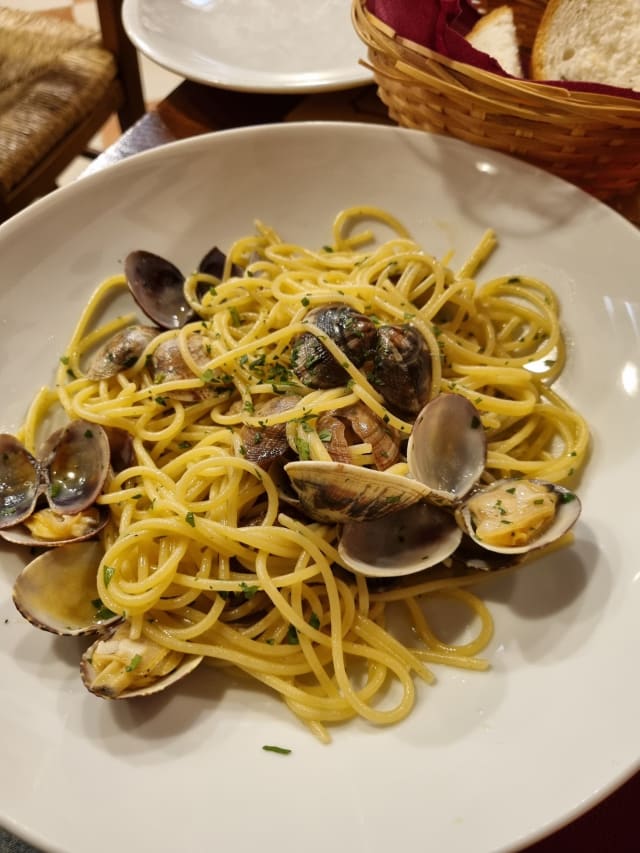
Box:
left=122, top=0, right=373, bottom=92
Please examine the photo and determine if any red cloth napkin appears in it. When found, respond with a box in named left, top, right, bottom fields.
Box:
left=367, top=0, right=504, bottom=73
left=366, top=0, right=640, bottom=100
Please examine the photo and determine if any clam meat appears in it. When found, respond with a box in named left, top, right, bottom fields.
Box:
left=456, top=478, right=581, bottom=554
left=81, top=622, right=203, bottom=699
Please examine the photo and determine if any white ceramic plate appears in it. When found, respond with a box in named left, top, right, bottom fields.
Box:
left=121, top=0, right=372, bottom=93
left=1, top=123, right=639, bottom=853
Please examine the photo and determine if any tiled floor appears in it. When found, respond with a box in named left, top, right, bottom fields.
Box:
left=4, top=0, right=183, bottom=185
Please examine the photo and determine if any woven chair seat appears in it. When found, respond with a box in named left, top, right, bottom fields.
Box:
left=0, top=7, right=117, bottom=194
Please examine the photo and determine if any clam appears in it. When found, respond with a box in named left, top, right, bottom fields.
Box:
left=287, top=392, right=581, bottom=578
left=290, top=304, right=377, bottom=388
left=455, top=478, right=581, bottom=555
left=0, top=434, right=42, bottom=528
left=150, top=333, right=218, bottom=401
left=284, top=460, right=431, bottom=523
left=371, top=324, right=432, bottom=417
left=320, top=402, right=401, bottom=471
left=80, top=622, right=203, bottom=699
left=104, top=426, right=136, bottom=472
left=0, top=420, right=111, bottom=543
left=450, top=534, right=527, bottom=573
left=339, top=501, right=462, bottom=578
left=198, top=246, right=242, bottom=281
left=314, top=412, right=353, bottom=464
left=86, top=324, right=158, bottom=380
left=40, top=420, right=111, bottom=512
left=407, top=393, right=487, bottom=506
left=12, top=540, right=120, bottom=636
left=239, top=395, right=301, bottom=469
left=125, top=250, right=196, bottom=330
left=125, top=247, right=241, bottom=330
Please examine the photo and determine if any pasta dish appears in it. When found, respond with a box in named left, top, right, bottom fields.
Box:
left=5, top=206, right=588, bottom=743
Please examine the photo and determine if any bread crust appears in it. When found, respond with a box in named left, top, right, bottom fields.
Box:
left=466, top=4, right=523, bottom=77
left=530, top=0, right=569, bottom=80
left=531, top=0, right=640, bottom=89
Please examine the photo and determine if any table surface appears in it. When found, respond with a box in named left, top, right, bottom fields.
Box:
left=3, top=77, right=639, bottom=853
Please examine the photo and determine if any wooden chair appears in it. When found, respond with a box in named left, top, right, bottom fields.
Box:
left=0, top=0, right=145, bottom=223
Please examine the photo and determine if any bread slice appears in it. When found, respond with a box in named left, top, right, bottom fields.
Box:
left=466, top=5, right=523, bottom=78
left=531, top=0, right=640, bottom=91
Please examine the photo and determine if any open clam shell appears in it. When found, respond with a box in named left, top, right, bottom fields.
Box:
left=339, top=501, right=462, bottom=578
left=0, top=434, right=43, bottom=528
left=455, top=478, right=581, bottom=555
left=80, top=622, right=203, bottom=699
left=284, top=460, right=432, bottom=523
left=407, top=393, right=487, bottom=505
left=0, top=421, right=111, bottom=543
left=12, top=540, right=120, bottom=636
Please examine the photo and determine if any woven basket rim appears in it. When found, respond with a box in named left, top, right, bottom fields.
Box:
left=353, top=0, right=640, bottom=115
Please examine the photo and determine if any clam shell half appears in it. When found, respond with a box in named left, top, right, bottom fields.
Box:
left=407, top=393, right=486, bottom=505
left=339, top=501, right=462, bottom=578
left=284, top=460, right=432, bottom=523
left=12, top=540, right=120, bottom=636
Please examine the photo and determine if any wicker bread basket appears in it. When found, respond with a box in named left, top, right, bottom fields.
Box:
left=352, top=0, right=640, bottom=201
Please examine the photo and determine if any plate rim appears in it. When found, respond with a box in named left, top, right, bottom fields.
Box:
left=1, top=120, right=639, bottom=853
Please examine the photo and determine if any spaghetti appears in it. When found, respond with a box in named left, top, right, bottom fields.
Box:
left=18, top=206, right=588, bottom=742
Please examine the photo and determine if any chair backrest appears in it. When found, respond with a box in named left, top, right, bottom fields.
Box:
left=97, top=0, right=146, bottom=131
left=0, top=0, right=145, bottom=223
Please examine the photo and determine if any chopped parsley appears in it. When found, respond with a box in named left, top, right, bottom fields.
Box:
left=126, top=654, right=142, bottom=672
left=93, top=599, right=117, bottom=621
left=294, top=437, right=311, bottom=460
left=239, top=581, right=259, bottom=600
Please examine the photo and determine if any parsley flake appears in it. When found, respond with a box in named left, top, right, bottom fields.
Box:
left=262, top=745, right=292, bottom=755
left=126, top=654, right=142, bottom=672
